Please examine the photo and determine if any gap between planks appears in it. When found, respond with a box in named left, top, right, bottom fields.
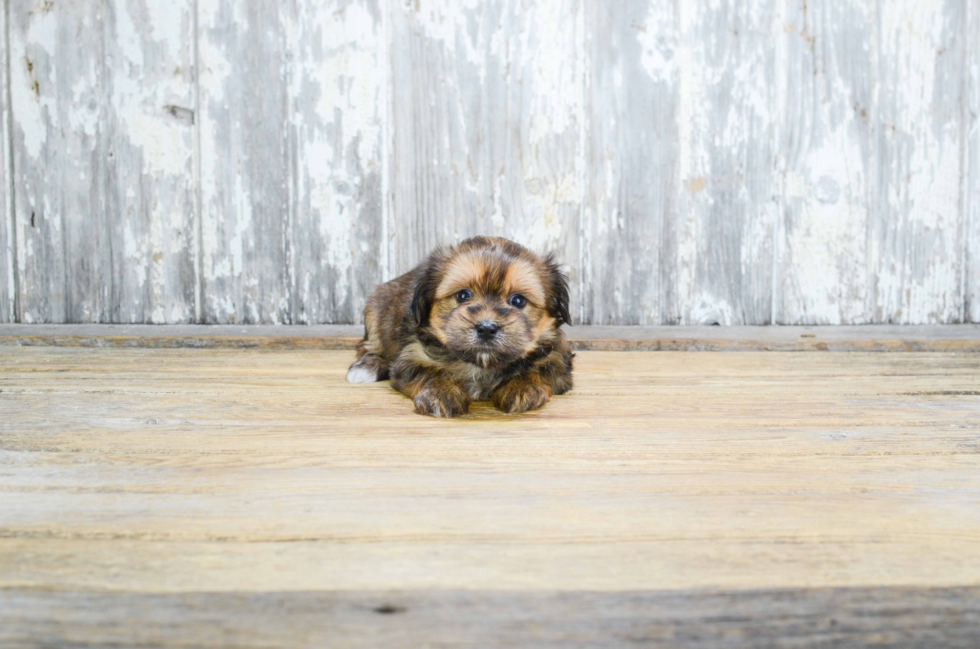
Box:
left=0, top=324, right=979, bottom=352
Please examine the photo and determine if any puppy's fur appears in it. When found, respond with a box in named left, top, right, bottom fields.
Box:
left=347, top=236, right=573, bottom=417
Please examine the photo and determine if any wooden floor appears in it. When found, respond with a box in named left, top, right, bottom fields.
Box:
left=2, top=345, right=980, bottom=647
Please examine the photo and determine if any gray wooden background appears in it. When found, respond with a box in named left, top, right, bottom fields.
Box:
left=0, top=0, right=977, bottom=325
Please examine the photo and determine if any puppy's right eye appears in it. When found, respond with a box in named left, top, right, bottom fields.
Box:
left=455, top=289, right=472, bottom=303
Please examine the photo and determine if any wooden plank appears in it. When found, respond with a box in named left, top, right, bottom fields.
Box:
left=966, top=0, right=979, bottom=323
left=2, top=587, right=979, bottom=648
left=0, top=0, right=12, bottom=324
left=3, top=323, right=980, bottom=352
left=9, top=1, right=105, bottom=323
left=776, top=0, right=876, bottom=325
left=872, top=0, right=965, bottom=323
left=104, top=0, right=197, bottom=323
left=0, top=0, right=974, bottom=329
left=284, top=0, right=385, bottom=324
left=7, top=0, right=196, bottom=324
left=1, top=348, right=979, bottom=595
left=2, top=347, right=979, bottom=643
left=662, top=0, right=777, bottom=325
left=198, top=0, right=384, bottom=325
left=197, top=0, right=290, bottom=324
left=582, top=0, right=674, bottom=325
left=388, top=0, right=582, bottom=286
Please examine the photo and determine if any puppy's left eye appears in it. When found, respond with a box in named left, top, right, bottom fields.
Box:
left=508, top=294, right=527, bottom=308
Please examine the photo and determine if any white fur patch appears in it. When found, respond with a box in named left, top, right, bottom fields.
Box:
left=347, top=365, right=379, bottom=384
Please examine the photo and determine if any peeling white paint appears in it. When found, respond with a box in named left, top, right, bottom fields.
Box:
left=113, top=0, right=145, bottom=70
left=873, top=0, right=963, bottom=324
left=524, top=0, right=581, bottom=145
left=776, top=0, right=876, bottom=325
left=412, top=0, right=483, bottom=65
left=11, top=10, right=56, bottom=160
left=2, top=0, right=976, bottom=325
left=637, top=1, right=677, bottom=83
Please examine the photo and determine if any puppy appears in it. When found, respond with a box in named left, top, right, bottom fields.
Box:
left=347, top=236, right=573, bottom=417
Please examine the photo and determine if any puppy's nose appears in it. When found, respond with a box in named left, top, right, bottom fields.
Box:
left=474, top=321, right=500, bottom=341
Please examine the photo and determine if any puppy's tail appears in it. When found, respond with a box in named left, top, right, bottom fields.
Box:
left=347, top=354, right=389, bottom=384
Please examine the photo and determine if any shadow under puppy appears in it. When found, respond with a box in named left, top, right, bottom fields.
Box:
left=347, top=236, right=573, bottom=417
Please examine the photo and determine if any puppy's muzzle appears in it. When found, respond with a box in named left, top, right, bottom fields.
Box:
left=474, top=321, right=500, bottom=342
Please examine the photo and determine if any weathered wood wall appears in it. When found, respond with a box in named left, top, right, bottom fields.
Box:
left=0, top=0, right=977, bottom=325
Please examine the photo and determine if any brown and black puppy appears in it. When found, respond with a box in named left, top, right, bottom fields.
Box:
left=347, top=236, right=573, bottom=417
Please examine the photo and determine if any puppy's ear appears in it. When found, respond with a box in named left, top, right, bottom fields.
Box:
left=410, top=250, right=444, bottom=327
left=544, top=254, right=571, bottom=326
left=411, top=270, right=433, bottom=327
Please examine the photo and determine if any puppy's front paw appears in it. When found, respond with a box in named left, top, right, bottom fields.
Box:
left=492, top=377, right=551, bottom=413
left=413, top=380, right=470, bottom=418
left=347, top=354, right=388, bottom=383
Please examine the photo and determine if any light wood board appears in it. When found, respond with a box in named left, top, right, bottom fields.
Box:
left=1, top=346, right=979, bottom=645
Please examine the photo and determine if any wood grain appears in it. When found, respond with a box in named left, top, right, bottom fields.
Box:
left=388, top=0, right=582, bottom=280
left=776, top=0, right=875, bottom=325
left=967, top=0, right=980, bottom=323
left=0, top=0, right=12, bottom=324
left=2, top=346, right=979, bottom=643
left=8, top=0, right=197, bottom=325
left=9, top=0, right=104, bottom=323
left=1, top=0, right=978, bottom=326
left=0, top=325, right=980, bottom=352
left=284, top=0, right=385, bottom=325
left=197, top=0, right=290, bottom=324
left=107, top=0, right=198, bottom=324
left=668, top=0, right=777, bottom=326
left=3, top=323, right=980, bottom=351
left=2, top=347, right=980, bottom=589
left=2, top=587, right=979, bottom=648
left=872, top=0, right=965, bottom=324
left=197, top=0, right=385, bottom=325
left=582, top=0, right=673, bottom=325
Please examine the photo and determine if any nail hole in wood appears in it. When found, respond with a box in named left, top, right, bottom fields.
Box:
left=164, top=104, right=195, bottom=125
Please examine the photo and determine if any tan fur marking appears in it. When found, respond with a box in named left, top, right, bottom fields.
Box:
left=525, top=314, right=557, bottom=353
left=398, top=342, right=447, bottom=373
left=503, top=259, right=546, bottom=306
left=427, top=307, right=450, bottom=344
left=360, top=307, right=383, bottom=356
left=435, top=254, right=486, bottom=298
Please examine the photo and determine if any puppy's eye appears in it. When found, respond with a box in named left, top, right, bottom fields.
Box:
left=508, top=294, right=527, bottom=308
left=455, top=289, right=472, bottom=303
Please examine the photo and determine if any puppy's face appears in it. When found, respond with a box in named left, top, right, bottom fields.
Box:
left=412, top=239, right=570, bottom=369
